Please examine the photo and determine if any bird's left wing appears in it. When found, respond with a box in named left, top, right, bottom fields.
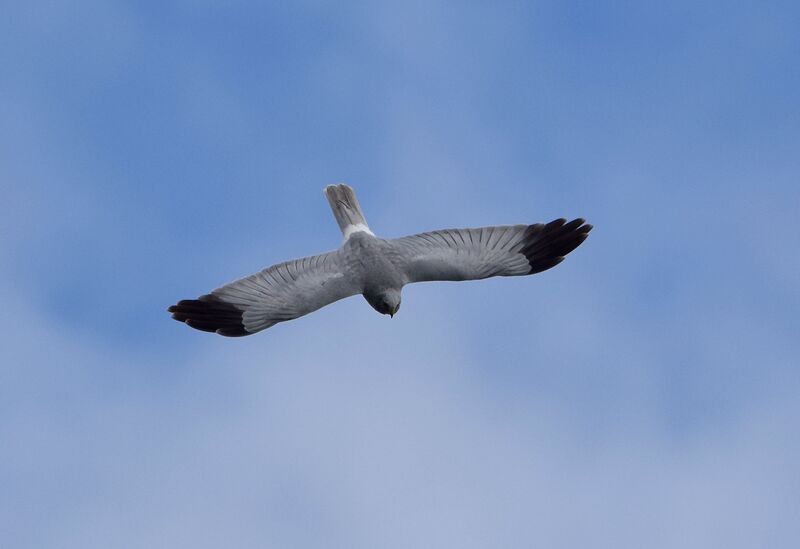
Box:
left=390, top=219, right=592, bottom=283
left=168, top=250, right=359, bottom=336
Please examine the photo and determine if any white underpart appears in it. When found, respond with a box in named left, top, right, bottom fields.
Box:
left=343, top=223, right=375, bottom=240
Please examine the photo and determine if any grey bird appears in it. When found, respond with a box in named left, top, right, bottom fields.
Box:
left=168, top=184, right=592, bottom=336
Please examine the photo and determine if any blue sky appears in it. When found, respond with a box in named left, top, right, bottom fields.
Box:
left=2, top=1, right=799, bottom=547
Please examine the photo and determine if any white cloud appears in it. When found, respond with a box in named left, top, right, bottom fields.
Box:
left=2, top=276, right=798, bottom=548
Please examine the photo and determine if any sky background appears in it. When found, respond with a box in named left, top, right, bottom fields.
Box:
left=2, top=1, right=799, bottom=547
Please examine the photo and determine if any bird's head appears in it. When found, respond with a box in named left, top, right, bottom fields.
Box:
left=365, top=289, right=402, bottom=318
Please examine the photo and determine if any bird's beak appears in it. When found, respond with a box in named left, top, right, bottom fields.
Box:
left=390, top=304, right=399, bottom=318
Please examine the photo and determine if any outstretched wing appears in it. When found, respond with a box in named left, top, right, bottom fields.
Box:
left=390, top=219, right=592, bottom=283
left=168, top=251, right=359, bottom=336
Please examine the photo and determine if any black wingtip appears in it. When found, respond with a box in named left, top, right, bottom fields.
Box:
left=522, top=218, right=592, bottom=274
left=168, top=294, right=249, bottom=337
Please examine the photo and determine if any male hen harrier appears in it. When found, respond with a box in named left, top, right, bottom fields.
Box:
left=168, top=184, right=592, bottom=336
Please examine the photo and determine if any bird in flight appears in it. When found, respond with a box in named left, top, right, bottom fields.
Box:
left=168, top=184, right=592, bottom=336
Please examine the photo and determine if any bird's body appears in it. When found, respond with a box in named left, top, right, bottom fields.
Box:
left=343, top=232, right=406, bottom=292
left=169, top=184, right=592, bottom=336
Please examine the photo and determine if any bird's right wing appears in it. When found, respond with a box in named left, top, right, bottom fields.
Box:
left=390, top=219, right=592, bottom=283
left=168, top=250, right=359, bottom=336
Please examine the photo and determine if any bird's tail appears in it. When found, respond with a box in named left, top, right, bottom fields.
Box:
left=324, top=184, right=373, bottom=238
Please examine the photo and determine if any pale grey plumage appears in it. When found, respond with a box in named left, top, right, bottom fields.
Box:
left=391, top=226, right=534, bottom=281
left=208, top=251, right=357, bottom=334
left=168, top=184, right=592, bottom=336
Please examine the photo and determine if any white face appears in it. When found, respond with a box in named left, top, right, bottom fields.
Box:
left=384, top=295, right=401, bottom=317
